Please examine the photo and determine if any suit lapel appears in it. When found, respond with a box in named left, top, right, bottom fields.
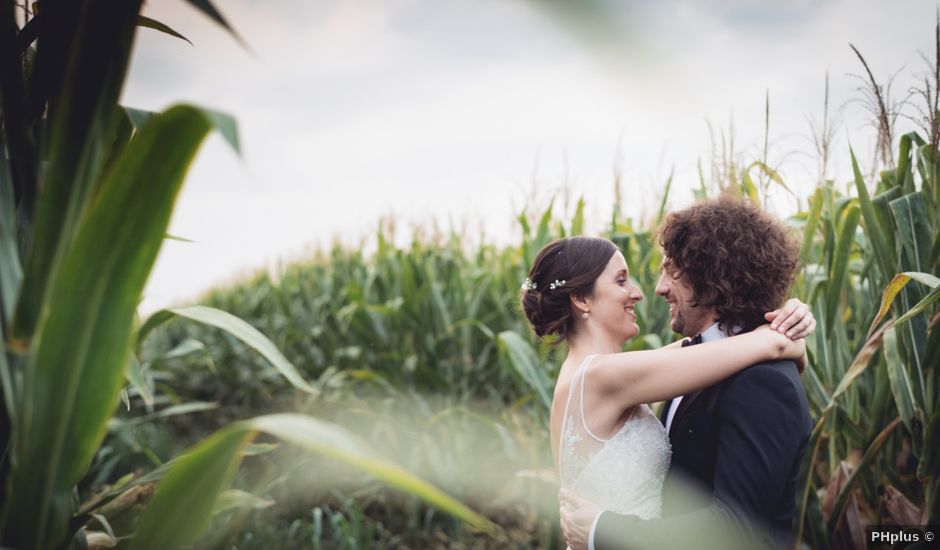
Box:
left=668, top=334, right=705, bottom=436
left=669, top=390, right=704, bottom=437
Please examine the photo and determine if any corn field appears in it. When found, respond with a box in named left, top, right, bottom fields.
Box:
left=2, top=2, right=940, bottom=549
left=138, top=109, right=940, bottom=547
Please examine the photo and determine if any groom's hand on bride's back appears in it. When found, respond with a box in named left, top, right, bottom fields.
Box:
left=560, top=489, right=599, bottom=550
left=764, top=298, right=816, bottom=340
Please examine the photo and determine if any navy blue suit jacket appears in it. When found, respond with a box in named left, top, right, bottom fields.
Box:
left=593, top=359, right=811, bottom=550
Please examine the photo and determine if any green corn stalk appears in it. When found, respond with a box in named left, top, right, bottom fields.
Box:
left=0, top=3, right=493, bottom=548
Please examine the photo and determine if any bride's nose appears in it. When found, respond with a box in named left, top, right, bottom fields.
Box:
left=628, top=281, right=643, bottom=302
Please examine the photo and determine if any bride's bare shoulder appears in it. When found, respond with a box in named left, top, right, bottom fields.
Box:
left=552, top=376, right=573, bottom=404
left=553, top=359, right=582, bottom=395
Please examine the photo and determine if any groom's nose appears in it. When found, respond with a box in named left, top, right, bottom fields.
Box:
left=655, top=272, right=670, bottom=297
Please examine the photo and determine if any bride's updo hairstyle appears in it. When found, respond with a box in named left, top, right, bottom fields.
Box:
left=520, top=237, right=618, bottom=339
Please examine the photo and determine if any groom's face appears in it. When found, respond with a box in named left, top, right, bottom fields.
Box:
left=655, top=258, right=710, bottom=337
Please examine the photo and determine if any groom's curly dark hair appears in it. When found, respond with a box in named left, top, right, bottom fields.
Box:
left=657, top=195, right=801, bottom=334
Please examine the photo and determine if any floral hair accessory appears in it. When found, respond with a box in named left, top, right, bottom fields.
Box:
left=521, top=277, right=537, bottom=291
left=549, top=279, right=566, bottom=290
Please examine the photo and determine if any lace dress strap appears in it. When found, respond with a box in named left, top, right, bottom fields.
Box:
left=559, top=354, right=605, bottom=487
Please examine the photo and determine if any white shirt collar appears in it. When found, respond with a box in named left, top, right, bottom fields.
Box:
left=702, top=323, right=741, bottom=344
left=700, top=321, right=731, bottom=342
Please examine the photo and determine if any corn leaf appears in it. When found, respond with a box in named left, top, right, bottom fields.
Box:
left=11, top=0, right=143, bottom=343
left=0, top=105, right=233, bottom=549
left=571, top=197, right=585, bottom=235
left=750, top=160, right=798, bottom=200
left=211, top=489, right=274, bottom=515
left=884, top=326, right=919, bottom=431
left=826, top=417, right=903, bottom=535
left=137, top=16, right=192, bottom=46
left=128, top=423, right=249, bottom=549
left=130, top=414, right=494, bottom=549
left=824, top=204, right=859, bottom=328
left=817, top=323, right=888, bottom=419
left=123, top=106, right=155, bottom=131
left=851, top=148, right=896, bottom=279
left=868, top=272, right=940, bottom=338
left=497, top=331, right=552, bottom=411
left=184, top=0, right=249, bottom=51
left=161, top=305, right=318, bottom=395
left=893, top=285, right=940, bottom=327
left=125, top=354, right=154, bottom=407
left=918, top=409, right=940, bottom=480
left=801, top=187, right=824, bottom=264
left=655, top=168, right=674, bottom=223
left=0, top=137, right=21, bottom=328
left=890, top=192, right=932, bottom=273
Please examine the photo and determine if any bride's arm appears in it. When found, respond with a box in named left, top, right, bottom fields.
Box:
left=660, top=339, right=686, bottom=350
left=656, top=298, right=815, bottom=351
left=591, top=327, right=804, bottom=409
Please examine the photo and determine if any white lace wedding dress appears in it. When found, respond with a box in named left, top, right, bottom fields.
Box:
left=558, top=354, right=672, bottom=519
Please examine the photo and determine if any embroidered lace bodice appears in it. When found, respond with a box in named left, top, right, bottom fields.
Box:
left=558, top=354, right=672, bottom=519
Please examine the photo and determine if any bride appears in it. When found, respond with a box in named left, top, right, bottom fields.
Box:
left=519, top=236, right=811, bottom=523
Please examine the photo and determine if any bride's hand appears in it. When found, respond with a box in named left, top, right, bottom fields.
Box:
left=755, top=324, right=808, bottom=373
left=764, top=298, right=816, bottom=339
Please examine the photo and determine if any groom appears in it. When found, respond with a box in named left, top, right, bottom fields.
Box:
left=560, top=196, right=813, bottom=549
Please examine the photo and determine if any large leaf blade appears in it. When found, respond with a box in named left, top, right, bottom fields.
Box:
left=497, top=331, right=552, bottom=411
left=851, top=147, right=895, bottom=279
left=128, top=424, right=250, bottom=550
left=826, top=417, right=903, bottom=535
left=801, top=187, right=824, bottom=264
left=824, top=204, right=860, bottom=328
left=137, top=16, right=192, bottom=46
left=0, top=105, right=231, bottom=549
left=184, top=0, right=249, bottom=50
left=867, top=272, right=940, bottom=338
left=165, top=305, right=318, bottom=395
left=0, top=134, right=21, bottom=328
left=884, top=326, right=919, bottom=431
left=825, top=325, right=888, bottom=412
left=129, top=414, right=494, bottom=549
left=893, top=285, right=940, bottom=327
left=11, top=0, right=144, bottom=343
left=890, top=192, right=932, bottom=273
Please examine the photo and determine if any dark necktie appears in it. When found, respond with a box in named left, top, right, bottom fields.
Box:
left=681, top=334, right=703, bottom=347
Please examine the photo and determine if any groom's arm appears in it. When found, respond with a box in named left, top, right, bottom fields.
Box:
left=589, top=362, right=807, bottom=550
left=590, top=498, right=750, bottom=550
left=709, top=362, right=807, bottom=523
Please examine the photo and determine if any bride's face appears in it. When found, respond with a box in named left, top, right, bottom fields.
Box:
left=586, top=251, right=644, bottom=342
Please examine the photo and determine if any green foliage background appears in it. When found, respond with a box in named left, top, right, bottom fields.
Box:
left=137, top=121, right=940, bottom=547
left=1, top=2, right=938, bottom=549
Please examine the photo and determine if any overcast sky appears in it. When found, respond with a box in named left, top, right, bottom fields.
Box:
left=128, top=0, right=934, bottom=313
